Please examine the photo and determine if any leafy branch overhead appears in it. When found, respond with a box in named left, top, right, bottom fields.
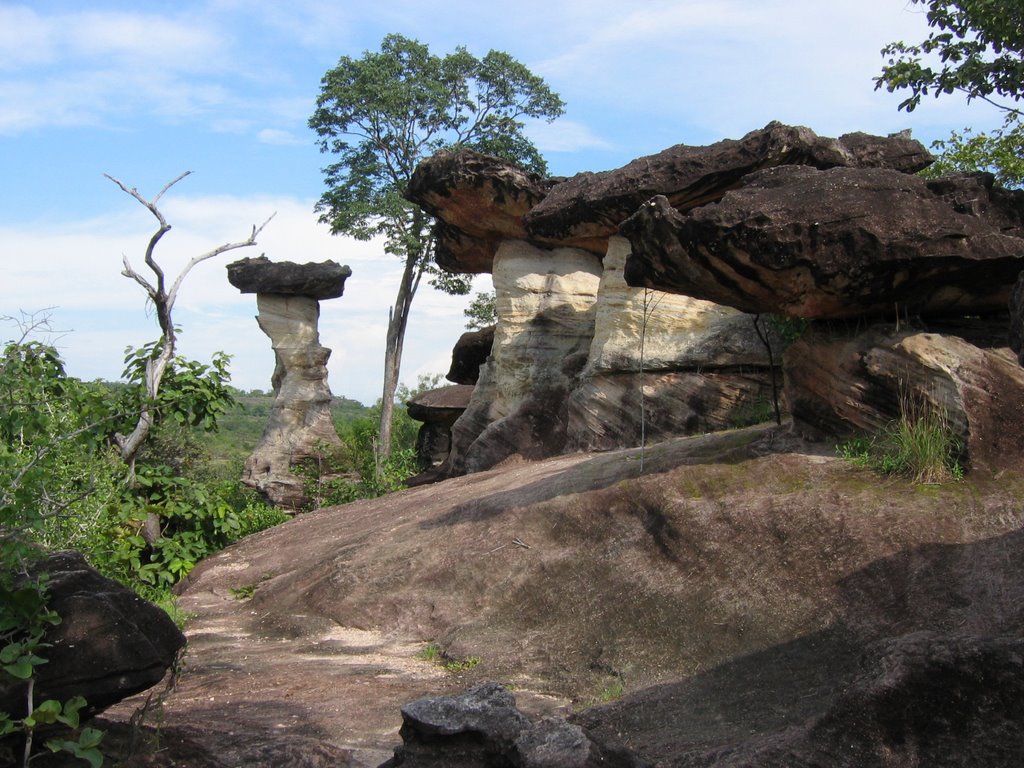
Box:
left=876, top=0, right=1023, bottom=186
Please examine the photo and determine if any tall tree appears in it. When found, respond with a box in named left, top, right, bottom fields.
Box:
left=309, top=34, right=564, bottom=458
left=875, top=0, right=1023, bottom=185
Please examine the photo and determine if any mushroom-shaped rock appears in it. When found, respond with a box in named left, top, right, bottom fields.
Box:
left=227, top=255, right=351, bottom=298
left=523, top=122, right=932, bottom=252
left=406, top=149, right=551, bottom=274
left=447, top=326, right=495, bottom=385
left=622, top=168, right=1024, bottom=319
left=227, top=256, right=350, bottom=510
left=406, top=384, right=475, bottom=472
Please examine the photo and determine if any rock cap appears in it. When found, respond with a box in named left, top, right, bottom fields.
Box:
left=227, top=255, right=352, bottom=299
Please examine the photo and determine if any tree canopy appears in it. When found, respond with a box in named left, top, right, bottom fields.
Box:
left=309, top=34, right=563, bottom=456
left=876, top=0, right=1023, bottom=186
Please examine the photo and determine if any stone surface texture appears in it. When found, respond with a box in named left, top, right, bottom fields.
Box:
left=381, top=683, right=648, bottom=768
left=0, top=551, right=185, bottom=718
left=1011, top=272, right=1024, bottom=365
left=406, top=150, right=551, bottom=274
left=446, top=326, right=494, bottom=385
left=785, top=324, right=1024, bottom=473
left=523, top=122, right=931, bottom=252
left=241, top=293, right=343, bottom=509
left=567, top=237, right=777, bottom=451
left=622, top=168, right=1024, bottom=319
left=227, top=255, right=352, bottom=299
left=406, top=384, right=475, bottom=471
left=444, top=241, right=602, bottom=475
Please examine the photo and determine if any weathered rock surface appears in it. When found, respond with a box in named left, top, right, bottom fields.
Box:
left=622, top=168, right=1024, bottom=319
left=406, top=384, right=474, bottom=472
left=227, top=255, right=352, bottom=299
left=1011, top=272, right=1024, bottom=365
left=443, top=241, right=602, bottom=475
left=785, top=324, right=1024, bottom=473
left=406, top=150, right=551, bottom=274
left=381, top=682, right=648, bottom=768
left=0, top=551, right=185, bottom=718
left=242, top=294, right=343, bottom=509
left=446, top=326, right=494, bottom=385
left=228, top=257, right=349, bottom=510
left=524, top=122, right=931, bottom=252
left=567, top=237, right=777, bottom=450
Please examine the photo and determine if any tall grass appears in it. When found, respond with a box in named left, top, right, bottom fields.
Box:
left=838, top=391, right=963, bottom=483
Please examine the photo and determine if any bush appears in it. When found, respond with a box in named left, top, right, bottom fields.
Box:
left=837, top=395, right=964, bottom=483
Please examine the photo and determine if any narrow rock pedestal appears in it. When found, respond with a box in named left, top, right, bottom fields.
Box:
left=227, top=256, right=351, bottom=510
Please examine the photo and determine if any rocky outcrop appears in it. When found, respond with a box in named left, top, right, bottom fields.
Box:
left=524, top=122, right=931, bottom=252
left=0, top=551, right=185, bottom=718
left=406, top=384, right=475, bottom=471
left=407, top=149, right=551, bottom=274
left=622, top=169, right=1024, bottom=319
left=227, top=256, right=350, bottom=510
left=568, top=237, right=777, bottom=451
left=785, top=324, right=1024, bottom=474
left=1011, top=272, right=1024, bottom=365
left=447, top=326, right=494, bottom=385
left=381, top=682, right=648, bottom=768
left=443, top=241, right=602, bottom=474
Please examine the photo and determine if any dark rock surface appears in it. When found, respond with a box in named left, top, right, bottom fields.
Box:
left=381, top=683, right=648, bottom=768
left=446, top=326, right=494, bottom=385
left=0, top=551, right=185, bottom=717
left=784, top=324, right=1024, bottom=474
left=405, top=150, right=551, bottom=273
left=1011, top=272, right=1024, bottom=365
left=406, top=384, right=475, bottom=474
left=621, top=168, right=1024, bottom=319
left=524, top=122, right=931, bottom=252
left=227, top=255, right=352, bottom=299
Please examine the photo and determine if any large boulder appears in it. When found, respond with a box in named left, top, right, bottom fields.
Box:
left=621, top=168, right=1024, bottom=319
left=784, top=324, right=1024, bottom=473
left=0, top=551, right=185, bottom=718
left=524, top=122, right=931, bottom=252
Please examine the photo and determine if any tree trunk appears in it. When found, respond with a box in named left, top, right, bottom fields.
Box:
left=377, top=252, right=422, bottom=462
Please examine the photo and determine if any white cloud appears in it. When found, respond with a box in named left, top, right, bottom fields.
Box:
left=527, top=119, right=612, bottom=154
left=257, top=128, right=303, bottom=145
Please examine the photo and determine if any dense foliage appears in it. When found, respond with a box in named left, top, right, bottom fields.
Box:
left=309, top=33, right=563, bottom=457
left=876, top=0, right=1023, bottom=186
left=0, top=328, right=285, bottom=765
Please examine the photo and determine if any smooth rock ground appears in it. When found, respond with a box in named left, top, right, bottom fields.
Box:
left=94, top=426, right=1024, bottom=766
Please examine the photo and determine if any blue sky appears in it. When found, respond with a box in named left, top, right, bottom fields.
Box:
left=0, top=1, right=1007, bottom=404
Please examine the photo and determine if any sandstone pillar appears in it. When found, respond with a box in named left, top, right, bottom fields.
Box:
left=227, top=256, right=351, bottom=510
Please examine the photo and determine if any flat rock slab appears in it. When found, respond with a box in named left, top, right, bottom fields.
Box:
left=227, top=256, right=352, bottom=299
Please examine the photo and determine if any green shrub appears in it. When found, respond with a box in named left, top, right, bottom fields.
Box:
left=837, top=396, right=963, bottom=483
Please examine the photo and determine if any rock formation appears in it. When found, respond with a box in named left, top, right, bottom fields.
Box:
left=622, top=168, right=1024, bottom=319
left=406, top=384, right=474, bottom=472
left=446, top=326, right=494, bottom=385
left=1011, top=272, right=1024, bottom=365
left=405, top=123, right=928, bottom=476
left=227, top=256, right=351, bottom=509
left=381, top=682, right=648, bottom=768
left=614, top=143, right=1024, bottom=472
left=0, top=551, right=185, bottom=718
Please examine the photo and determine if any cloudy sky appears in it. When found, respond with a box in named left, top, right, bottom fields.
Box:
left=0, top=1, right=1006, bottom=404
